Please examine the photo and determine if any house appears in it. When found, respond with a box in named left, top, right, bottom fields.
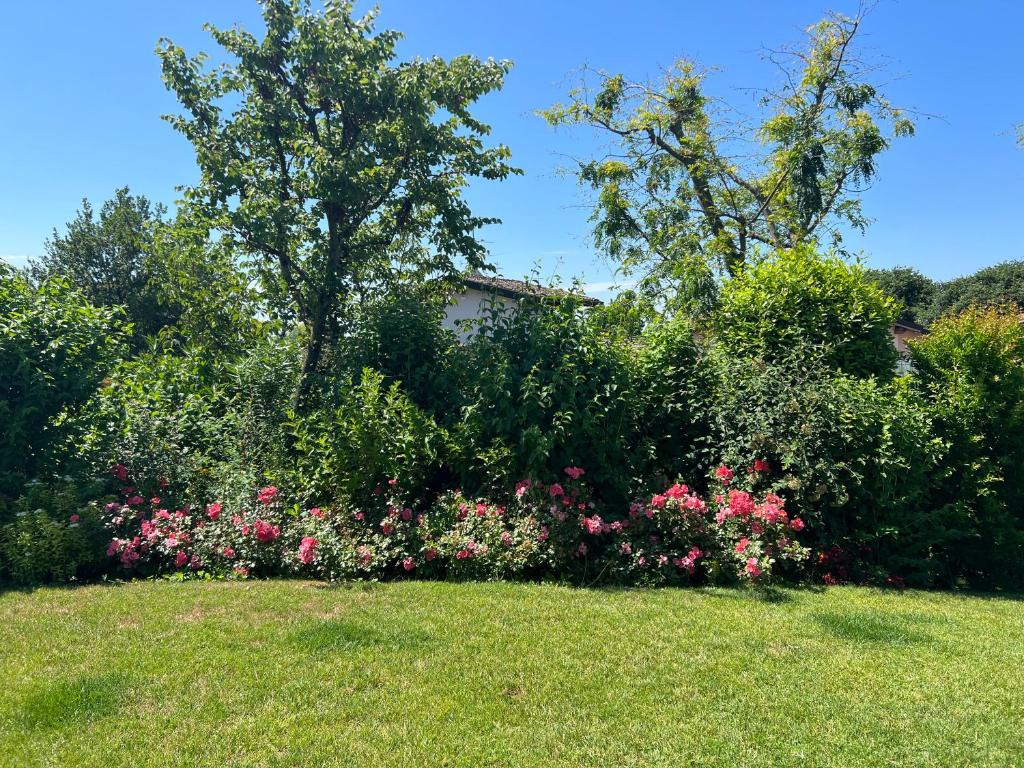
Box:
left=442, top=273, right=602, bottom=338
left=892, top=318, right=927, bottom=375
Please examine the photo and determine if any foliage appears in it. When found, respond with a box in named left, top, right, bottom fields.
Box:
left=865, top=265, right=937, bottom=324
left=288, top=369, right=446, bottom=509
left=714, top=247, right=898, bottom=379
left=453, top=295, right=635, bottom=502
left=543, top=8, right=913, bottom=300
left=0, top=265, right=126, bottom=495
left=908, top=307, right=1024, bottom=589
left=337, top=289, right=464, bottom=417
left=0, top=478, right=108, bottom=585
left=158, top=0, right=518, bottom=402
left=709, top=344, right=941, bottom=585
left=30, top=189, right=173, bottom=345
left=925, top=261, right=1024, bottom=325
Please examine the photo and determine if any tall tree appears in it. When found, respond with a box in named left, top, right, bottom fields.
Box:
left=865, top=266, right=936, bottom=325
left=543, top=8, right=914, bottom=298
left=158, top=0, right=518, bottom=404
left=32, top=188, right=174, bottom=344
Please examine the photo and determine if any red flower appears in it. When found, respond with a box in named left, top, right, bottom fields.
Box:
left=257, top=486, right=278, bottom=505
left=68, top=514, right=80, bottom=524
left=752, top=459, right=770, bottom=473
left=402, top=556, right=415, bottom=572
left=548, top=483, right=565, bottom=498
left=110, top=464, right=129, bottom=482
left=564, top=466, right=585, bottom=480
left=253, top=519, right=280, bottom=543
left=734, top=537, right=750, bottom=553
left=175, top=551, right=189, bottom=568
left=475, top=503, right=488, bottom=517
left=298, top=536, right=318, bottom=565
left=715, top=465, right=734, bottom=483
left=223, top=547, right=235, bottom=559
left=206, top=502, right=222, bottom=521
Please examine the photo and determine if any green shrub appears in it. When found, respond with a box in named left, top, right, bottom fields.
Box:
left=710, top=344, right=941, bottom=584
left=0, top=265, right=126, bottom=494
left=288, top=369, right=446, bottom=509
left=908, top=307, right=1024, bottom=589
left=715, top=247, right=898, bottom=379
left=0, top=479, right=108, bottom=585
left=453, top=295, right=636, bottom=502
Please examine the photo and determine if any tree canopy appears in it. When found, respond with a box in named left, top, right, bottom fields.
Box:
left=158, top=0, right=519, bottom=403
left=543, top=9, right=913, bottom=303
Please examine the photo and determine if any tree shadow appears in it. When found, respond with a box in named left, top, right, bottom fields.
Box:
left=11, top=672, right=131, bottom=731
left=811, top=610, right=933, bottom=646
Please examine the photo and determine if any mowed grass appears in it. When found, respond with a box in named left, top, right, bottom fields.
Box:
left=1, top=582, right=1022, bottom=768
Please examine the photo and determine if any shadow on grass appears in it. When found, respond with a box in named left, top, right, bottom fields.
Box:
left=293, top=618, right=435, bottom=653
left=812, top=610, right=933, bottom=646
left=12, top=672, right=131, bottom=731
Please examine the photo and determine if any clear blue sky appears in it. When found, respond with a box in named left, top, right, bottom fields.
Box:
left=1, top=1, right=1021, bottom=297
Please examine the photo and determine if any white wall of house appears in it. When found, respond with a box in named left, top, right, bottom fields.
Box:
left=442, top=288, right=517, bottom=340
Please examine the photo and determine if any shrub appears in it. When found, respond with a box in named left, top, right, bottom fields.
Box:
left=908, top=307, right=1024, bottom=589
left=453, top=295, right=636, bottom=502
left=0, top=478, right=108, bottom=585
left=715, top=247, right=898, bottom=379
left=0, top=265, right=126, bottom=495
left=709, top=344, right=941, bottom=585
left=288, top=369, right=446, bottom=509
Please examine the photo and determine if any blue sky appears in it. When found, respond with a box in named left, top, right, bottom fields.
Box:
left=1, top=1, right=1021, bottom=297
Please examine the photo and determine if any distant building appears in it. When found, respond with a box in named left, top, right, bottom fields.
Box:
left=442, top=273, right=601, bottom=339
left=892, top=318, right=927, bottom=375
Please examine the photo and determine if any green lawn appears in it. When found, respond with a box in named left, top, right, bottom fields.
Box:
left=1, top=581, right=1022, bottom=767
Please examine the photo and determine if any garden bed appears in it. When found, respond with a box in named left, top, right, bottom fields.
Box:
left=1, top=581, right=1021, bottom=766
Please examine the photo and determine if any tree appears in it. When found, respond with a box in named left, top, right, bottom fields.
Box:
left=925, top=261, right=1024, bottom=325
left=865, top=266, right=936, bottom=324
left=158, top=0, right=518, bottom=404
left=543, top=8, right=913, bottom=299
left=31, top=188, right=174, bottom=344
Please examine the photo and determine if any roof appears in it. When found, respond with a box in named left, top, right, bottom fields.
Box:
left=462, top=273, right=602, bottom=306
left=892, top=318, right=928, bottom=334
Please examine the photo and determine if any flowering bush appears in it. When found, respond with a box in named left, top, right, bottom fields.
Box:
left=87, top=461, right=809, bottom=588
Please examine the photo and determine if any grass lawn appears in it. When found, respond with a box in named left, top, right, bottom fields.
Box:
left=1, top=581, right=1022, bottom=767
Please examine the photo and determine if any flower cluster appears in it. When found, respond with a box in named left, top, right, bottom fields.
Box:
left=98, top=463, right=809, bottom=586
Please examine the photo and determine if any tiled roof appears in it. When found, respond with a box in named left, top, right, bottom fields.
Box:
left=463, top=273, right=602, bottom=306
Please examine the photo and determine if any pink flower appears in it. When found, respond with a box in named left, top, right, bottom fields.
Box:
left=564, top=466, right=585, bottom=480
left=310, top=507, right=324, bottom=519
left=753, top=458, right=770, bottom=473
left=745, top=558, right=762, bottom=578
left=515, top=480, right=530, bottom=497
left=500, top=531, right=514, bottom=547
left=206, top=502, right=222, bottom=520
left=425, top=547, right=437, bottom=561
left=402, top=556, right=415, bottom=572
left=257, top=486, right=278, bottom=505
left=357, top=545, right=373, bottom=566
left=401, top=507, right=413, bottom=521
left=298, top=536, right=318, bottom=565
left=581, top=515, right=604, bottom=535
left=127, top=495, right=144, bottom=507
left=790, top=518, right=805, bottom=532
left=68, top=513, right=80, bottom=524
left=619, top=541, right=632, bottom=555
left=189, top=555, right=202, bottom=570
left=253, top=519, right=280, bottom=543
left=455, top=547, right=474, bottom=560
left=234, top=566, right=250, bottom=578
left=381, top=521, right=394, bottom=536
left=548, top=483, right=565, bottom=498
left=576, top=542, right=588, bottom=557
left=150, top=496, right=161, bottom=505
left=538, top=526, right=549, bottom=543
left=650, top=494, right=667, bottom=509
left=223, top=547, right=235, bottom=559
left=476, top=503, right=488, bottom=517
left=175, top=551, right=189, bottom=568
left=715, top=465, right=734, bottom=483
left=665, top=483, right=688, bottom=499
left=354, top=511, right=365, bottom=522
left=110, top=464, right=129, bottom=482
left=735, top=537, right=750, bottom=553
